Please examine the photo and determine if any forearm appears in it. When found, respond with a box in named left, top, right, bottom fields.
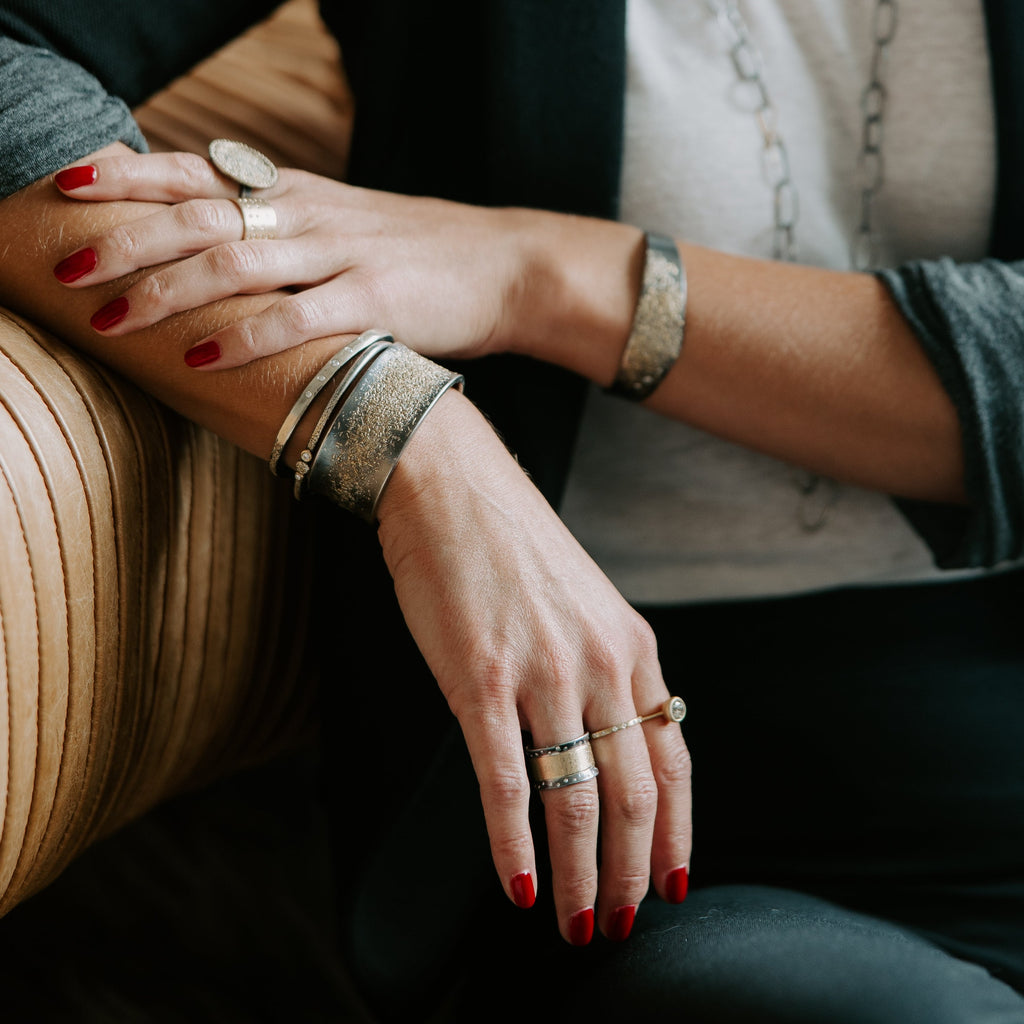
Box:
left=0, top=144, right=509, bottom=531
left=509, top=213, right=964, bottom=504
left=0, top=144, right=341, bottom=463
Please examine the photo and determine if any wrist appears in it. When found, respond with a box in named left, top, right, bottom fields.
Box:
left=496, top=209, right=645, bottom=384
left=376, top=389, right=525, bottom=545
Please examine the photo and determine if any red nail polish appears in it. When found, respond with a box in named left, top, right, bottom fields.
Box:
left=666, top=866, right=689, bottom=904
left=510, top=872, right=536, bottom=909
left=55, top=165, right=97, bottom=191
left=184, top=340, right=222, bottom=368
left=90, top=296, right=129, bottom=331
left=569, top=908, right=594, bottom=946
left=608, top=904, right=636, bottom=942
left=54, top=248, right=98, bottom=283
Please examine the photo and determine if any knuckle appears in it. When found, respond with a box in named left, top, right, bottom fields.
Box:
left=279, top=294, right=325, bottom=337
left=656, top=740, right=693, bottom=789
left=207, top=241, right=261, bottom=282
left=106, top=225, right=142, bottom=265
left=610, top=775, right=658, bottom=825
left=614, top=867, right=653, bottom=896
left=136, top=270, right=171, bottom=308
left=227, top=319, right=260, bottom=359
left=175, top=152, right=215, bottom=193
left=452, top=652, right=518, bottom=717
left=630, top=615, right=660, bottom=663
left=547, top=785, right=600, bottom=837
left=176, top=199, right=231, bottom=237
left=579, top=631, right=622, bottom=681
left=480, top=762, right=530, bottom=809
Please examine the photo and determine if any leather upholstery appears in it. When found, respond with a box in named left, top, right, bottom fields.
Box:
left=0, top=0, right=351, bottom=915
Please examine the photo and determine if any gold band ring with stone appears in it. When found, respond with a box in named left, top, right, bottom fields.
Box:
left=524, top=734, right=599, bottom=790
left=589, top=696, right=687, bottom=741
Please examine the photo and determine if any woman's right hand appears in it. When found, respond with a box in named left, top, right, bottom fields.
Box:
left=52, top=151, right=641, bottom=384
left=374, top=389, right=692, bottom=943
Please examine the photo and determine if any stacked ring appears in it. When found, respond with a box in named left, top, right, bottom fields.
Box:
left=589, top=696, right=686, bottom=741
left=524, top=734, right=599, bottom=790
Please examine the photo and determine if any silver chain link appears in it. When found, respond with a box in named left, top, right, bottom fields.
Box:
left=853, top=0, right=899, bottom=271
left=703, top=0, right=899, bottom=529
left=704, top=0, right=898, bottom=270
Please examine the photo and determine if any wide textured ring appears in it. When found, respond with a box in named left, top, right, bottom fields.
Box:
left=233, top=197, right=278, bottom=240
left=589, top=696, right=687, bottom=741
left=524, top=734, right=599, bottom=791
left=208, top=138, right=279, bottom=198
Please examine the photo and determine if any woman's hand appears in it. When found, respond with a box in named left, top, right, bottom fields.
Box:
left=52, top=150, right=642, bottom=380
left=376, top=390, right=693, bottom=943
left=52, top=151, right=538, bottom=368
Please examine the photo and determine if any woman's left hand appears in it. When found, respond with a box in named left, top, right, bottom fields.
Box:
left=52, top=150, right=545, bottom=369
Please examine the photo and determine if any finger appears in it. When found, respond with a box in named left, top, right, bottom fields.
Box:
left=87, top=238, right=325, bottom=337
left=182, top=282, right=365, bottom=370
left=587, top=720, right=658, bottom=941
left=456, top=705, right=538, bottom=913
left=55, top=151, right=247, bottom=203
left=55, top=198, right=285, bottom=287
left=627, top=650, right=693, bottom=905
left=526, top=721, right=600, bottom=946
left=645, top=704, right=693, bottom=904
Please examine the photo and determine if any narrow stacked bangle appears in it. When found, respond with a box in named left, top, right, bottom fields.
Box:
left=305, top=342, right=464, bottom=522
left=292, top=337, right=393, bottom=501
left=267, top=329, right=390, bottom=477
left=607, top=232, right=687, bottom=401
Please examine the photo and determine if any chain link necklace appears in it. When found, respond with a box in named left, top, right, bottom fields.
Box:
left=704, top=0, right=899, bottom=529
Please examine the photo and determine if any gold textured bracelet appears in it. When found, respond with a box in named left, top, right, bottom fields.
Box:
left=305, top=342, right=464, bottom=522
left=606, top=232, right=687, bottom=401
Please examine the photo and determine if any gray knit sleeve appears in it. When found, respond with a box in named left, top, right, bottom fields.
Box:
left=0, top=34, right=147, bottom=200
left=877, top=257, right=1024, bottom=569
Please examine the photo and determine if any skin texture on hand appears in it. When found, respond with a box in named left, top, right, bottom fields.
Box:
left=51, top=148, right=965, bottom=505
left=378, top=391, right=692, bottom=941
left=1, top=143, right=694, bottom=943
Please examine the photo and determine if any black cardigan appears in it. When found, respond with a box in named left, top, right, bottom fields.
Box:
left=320, top=0, right=1024, bottom=568
left=2, top=0, right=1024, bottom=564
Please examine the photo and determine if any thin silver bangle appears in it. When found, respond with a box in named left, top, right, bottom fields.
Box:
left=606, top=232, right=687, bottom=401
left=292, top=338, right=393, bottom=501
left=267, top=329, right=391, bottom=477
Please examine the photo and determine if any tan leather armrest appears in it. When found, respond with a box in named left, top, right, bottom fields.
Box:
left=0, top=307, right=318, bottom=916
left=0, top=0, right=352, bottom=917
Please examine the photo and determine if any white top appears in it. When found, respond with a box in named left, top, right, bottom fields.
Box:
left=559, top=0, right=998, bottom=604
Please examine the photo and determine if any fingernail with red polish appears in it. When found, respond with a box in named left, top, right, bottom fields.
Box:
left=608, top=904, right=636, bottom=942
left=510, top=872, right=536, bottom=909
left=666, top=866, right=689, bottom=904
left=184, top=340, right=222, bottom=368
left=54, top=248, right=98, bottom=283
left=55, top=165, right=97, bottom=191
left=569, top=907, right=594, bottom=946
left=90, top=296, right=129, bottom=331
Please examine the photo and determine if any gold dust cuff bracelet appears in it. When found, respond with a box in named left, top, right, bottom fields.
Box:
left=305, top=342, right=464, bottom=522
left=607, top=232, right=687, bottom=401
